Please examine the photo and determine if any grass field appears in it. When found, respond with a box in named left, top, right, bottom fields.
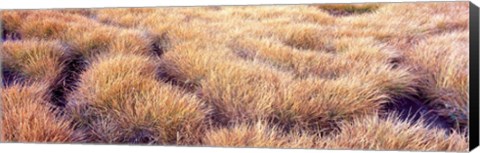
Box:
left=0, top=2, right=470, bottom=151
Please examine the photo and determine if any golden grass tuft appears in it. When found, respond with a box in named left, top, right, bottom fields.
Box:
left=232, top=36, right=417, bottom=99
left=275, top=77, right=389, bottom=130
left=199, top=61, right=289, bottom=123
left=67, top=53, right=210, bottom=144
left=203, top=121, right=326, bottom=148
left=64, top=27, right=154, bottom=60
left=159, top=41, right=236, bottom=86
left=19, top=18, right=70, bottom=39
left=315, top=3, right=381, bottom=15
left=62, top=25, right=117, bottom=59
left=2, top=10, right=154, bottom=62
left=1, top=11, right=30, bottom=33
left=95, top=8, right=156, bottom=27
left=1, top=83, right=81, bottom=142
left=10, top=10, right=95, bottom=39
left=109, top=29, right=154, bottom=55
left=203, top=121, right=285, bottom=148
left=326, top=114, right=468, bottom=152
left=1, top=40, right=67, bottom=84
left=272, top=24, right=335, bottom=51
left=403, top=31, right=469, bottom=128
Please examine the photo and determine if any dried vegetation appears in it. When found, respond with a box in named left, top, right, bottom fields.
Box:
left=1, top=2, right=470, bottom=151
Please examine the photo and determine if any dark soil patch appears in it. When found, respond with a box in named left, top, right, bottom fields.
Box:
left=2, top=28, right=22, bottom=41
left=430, top=102, right=469, bottom=135
left=2, top=28, right=6, bottom=40
left=383, top=94, right=453, bottom=131
left=50, top=54, right=87, bottom=107
left=1, top=68, right=25, bottom=87
left=125, top=129, right=156, bottom=144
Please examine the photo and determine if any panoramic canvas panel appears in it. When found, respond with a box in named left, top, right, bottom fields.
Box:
left=0, top=1, right=475, bottom=152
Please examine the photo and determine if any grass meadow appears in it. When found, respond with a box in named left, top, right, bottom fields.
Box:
left=0, top=2, right=470, bottom=151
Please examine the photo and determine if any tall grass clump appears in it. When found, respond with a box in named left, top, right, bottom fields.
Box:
left=2, top=10, right=154, bottom=62
left=272, top=24, right=335, bottom=51
left=1, top=40, right=68, bottom=84
left=199, top=61, right=290, bottom=124
left=1, top=83, right=82, bottom=142
left=159, top=41, right=236, bottom=87
left=326, top=114, right=468, bottom=152
left=10, top=10, right=94, bottom=39
left=66, top=53, right=209, bottom=144
left=404, top=31, right=469, bottom=130
left=64, top=26, right=155, bottom=61
left=274, top=77, right=389, bottom=131
left=161, top=42, right=294, bottom=124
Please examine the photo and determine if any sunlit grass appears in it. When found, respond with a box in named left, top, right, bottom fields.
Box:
left=0, top=2, right=469, bottom=151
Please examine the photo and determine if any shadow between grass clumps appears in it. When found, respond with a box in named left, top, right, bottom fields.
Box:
left=1, top=27, right=6, bottom=40
left=151, top=33, right=169, bottom=57
left=382, top=93, right=455, bottom=133
left=50, top=54, right=88, bottom=107
left=156, top=70, right=199, bottom=93
left=153, top=33, right=200, bottom=93
left=384, top=53, right=467, bottom=136
left=315, top=4, right=380, bottom=16
left=2, top=27, right=22, bottom=41
left=1, top=28, right=24, bottom=86
left=1, top=68, right=26, bottom=87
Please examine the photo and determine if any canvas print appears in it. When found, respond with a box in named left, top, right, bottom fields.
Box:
left=0, top=2, right=472, bottom=152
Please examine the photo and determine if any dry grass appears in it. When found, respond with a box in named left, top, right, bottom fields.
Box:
left=66, top=53, right=209, bottom=144
left=1, top=40, right=67, bottom=84
left=326, top=114, right=468, bottom=151
left=0, top=2, right=470, bottom=151
left=204, top=114, right=469, bottom=151
left=1, top=83, right=81, bottom=142
left=203, top=121, right=325, bottom=148
left=2, top=10, right=154, bottom=61
left=403, top=31, right=469, bottom=129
